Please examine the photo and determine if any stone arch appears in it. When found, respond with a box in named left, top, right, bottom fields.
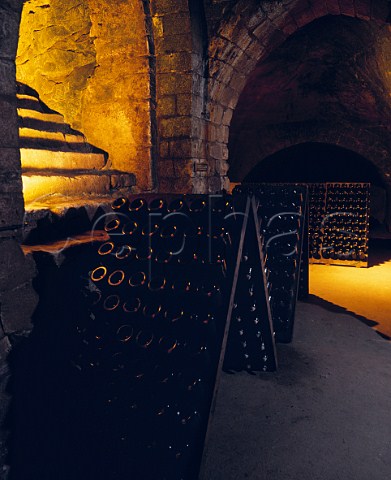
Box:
left=229, top=125, right=391, bottom=185
left=206, top=0, right=391, bottom=190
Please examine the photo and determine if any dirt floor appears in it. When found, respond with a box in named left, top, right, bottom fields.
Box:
left=201, top=242, right=391, bottom=480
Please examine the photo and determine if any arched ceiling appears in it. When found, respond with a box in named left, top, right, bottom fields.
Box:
left=228, top=15, right=391, bottom=181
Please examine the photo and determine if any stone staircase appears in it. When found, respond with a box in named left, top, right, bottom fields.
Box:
left=17, top=83, right=136, bottom=206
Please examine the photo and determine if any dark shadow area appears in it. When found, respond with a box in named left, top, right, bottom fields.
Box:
left=304, top=294, right=378, bottom=328
left=368, top=238, right=391, bottom=267
left=244, top=143, right=384, bottom=185
left=5, top=244, right=110, bottom=480
left=303, top=294, right=391, bottom=341
left=19, top=138, right=108, bottom=156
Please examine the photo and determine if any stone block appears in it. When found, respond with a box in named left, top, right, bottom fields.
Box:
left=209, top=102, right=224, bottom=124
left=232, top=51, right=259, bottom=79
left=159, top=116, right=192, bottom=138
left=163, top=13, right=191, bottom=36
left=338, top=0, right=355, bottom=16
left=247, top=6, right=267, bottom=31
left=308, top=0, right=328, bottom=18
left=151, top=0, right=189, bottom=15
left=176, top=94, right=192, bottom=116
left=20, top=150, right=106, bottom=171
left=169, top=139, right=192, bottom=158
left=213, top=60, right=236, bottom=87
left=157, top=52, right=192, bottom=73
left=0, top=193, right=24, bottom=231
left=0, top=148, right=21, bottom=173
left=190, top=94, right=205, bottom=118
left=157, top=159, right=175, bottom=179
left=22, top=173, right=112, bottom=203
left=0, top=0, right=24, bottom=13
left=155, top=34, right=192, bottom=54
left=0, top=98, right=18, bottom=148
left=326, top=0, right=341, bottom=15
left=110, top=173, right=137, bottom=189
left=0, top=282, right=37, bottom=334
left=220, top=84, right=240, bottom=109
left=158, top=175, right=193, bottom=194
left=222, top=108, right=234, bottom=126
left=157, top=73, right=192, bottom=96
left=281, top=15, right=298, bottom=36
left=0, top=240, right=36, bottom=292
left=216, top=158, right=229, bottom=176
left=0, top=59, right=17, bottom=96
left=173, top=158, right=194, bottom=178
left=291, top=4, right=316, bottom=28
left=0, top=172, right=22, bottom=194
left=158, top=95, right=176, bottom=116
left=242, top=37, right=266, bottom=65
left=0, top=8, right=20, bottom=60
left=207, top=142, right=225, bottom=161
left=354, top=0, right=371, bottom=20
left=159, top=140, right=169, bottom=159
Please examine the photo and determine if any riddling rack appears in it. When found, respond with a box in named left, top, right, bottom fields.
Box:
left=308, top=183, right=370, bottom=267
left=223, top=197, right=277, bottom=372
left=233, top=184, right=309, bottom=343
left=72, top=193, right=276, bottom=480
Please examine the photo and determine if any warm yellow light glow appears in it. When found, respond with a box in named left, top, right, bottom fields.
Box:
left=22, top=173, right=110, bottom=204
left=19, top=127, right=84, bottom=143
left=16, top=0, right=154, bottom=195
left=20, top=150, right=106, bottom=170
left=17, top=108, right=65, bottom=124
left=310, top=263, right=391, bottom=339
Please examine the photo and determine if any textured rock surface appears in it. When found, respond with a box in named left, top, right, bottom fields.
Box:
left=16, top=0, right=154, bottom=189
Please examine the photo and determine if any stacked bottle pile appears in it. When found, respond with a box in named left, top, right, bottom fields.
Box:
left=308, top=183, right=370, bottom=267
left=233, top=184, right=308, bottom=343
left=72, top=194, right=276, bottom=480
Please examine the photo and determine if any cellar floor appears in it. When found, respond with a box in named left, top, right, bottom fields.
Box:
left=201, top=247, right=391, bottom=480
left=309, top=239, right=391, bottom=339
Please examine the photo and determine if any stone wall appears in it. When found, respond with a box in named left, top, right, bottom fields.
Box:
left=205, top=0, right=391, bottom=193
left=0, top=1, right=38, bottom=475
left=17, top=0, right=154, bottom=190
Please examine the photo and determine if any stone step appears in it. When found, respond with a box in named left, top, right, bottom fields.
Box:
left=18, top=115, right=81, bottom=134
left=19, top=137, right=105, bottom=156
left=17, top=93, right=55, bottom=114
left=17, top=83, right=109, bottom=172
left=22, top=170, right=136, bottom=203
left=17, top=108, right=66, bottom=125
left=20, top=149, right=107, bottom=170
left=19, top=127, right=85, bottom=144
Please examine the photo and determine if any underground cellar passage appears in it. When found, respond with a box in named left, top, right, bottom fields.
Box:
left=0, top=1, right=391, bottom=479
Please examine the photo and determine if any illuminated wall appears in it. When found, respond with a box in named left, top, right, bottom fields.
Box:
left=16, top=0, right=154, bottom=190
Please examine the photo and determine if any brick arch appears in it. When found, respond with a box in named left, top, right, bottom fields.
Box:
left=206, top=0, right=391, bottom=190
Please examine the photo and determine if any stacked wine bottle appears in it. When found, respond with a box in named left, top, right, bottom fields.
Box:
left=308, top=183, right=370, bottom=267
left=72, top=193, right=276, bottom=480
left=233, top=184, right=309, bottom=343
left=223, top=197, right=277, bottom=372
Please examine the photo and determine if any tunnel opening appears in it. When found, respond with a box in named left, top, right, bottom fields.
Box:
left=243, top=142, right=388, bottom=234
left=242, top=142, right=391, bottom=340
left=243, top=142, right=384, bottom=185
